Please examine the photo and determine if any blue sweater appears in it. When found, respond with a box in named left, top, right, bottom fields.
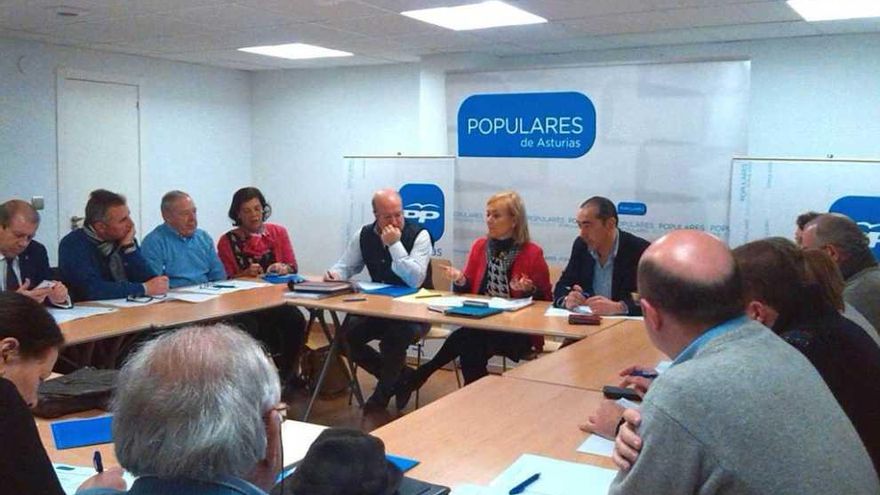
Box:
left=141, top=223, right=226, bottom=289
left=58, top=229, right=155, bottom=302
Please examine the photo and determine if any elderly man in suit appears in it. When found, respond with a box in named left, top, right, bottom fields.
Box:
left=0, top=200, right=70, bottom=307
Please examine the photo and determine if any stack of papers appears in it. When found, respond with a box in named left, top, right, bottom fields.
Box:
left=176, top=279, right=270, bottom=295
left=54, top=464, right=137, bottom=495
left=166, top=291, right=220, bottom=303
left=47, top=306, right=117, bottom=324
left=93, top=298, right=166, bottom=309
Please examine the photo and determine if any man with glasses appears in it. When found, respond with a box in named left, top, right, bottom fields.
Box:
left=325, top=188, right=433, bottom=413
left=59, top=189, right=168, bottom=302
left=801, top=213, right=880, bottom=332
left=554, top=196, right=650, bottom=315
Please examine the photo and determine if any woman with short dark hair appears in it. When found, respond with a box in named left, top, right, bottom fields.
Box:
left=0, top=292, right=122, bottom=493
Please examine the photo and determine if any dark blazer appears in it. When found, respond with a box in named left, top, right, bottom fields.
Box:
left=553, top=229, right=650, bottom=315
left=15, top=240, right=53, bottom=289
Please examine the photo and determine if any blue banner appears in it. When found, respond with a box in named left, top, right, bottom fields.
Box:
left=457, top=91, right=596, bottom=158
left=830, top=195, right=880, bottom=257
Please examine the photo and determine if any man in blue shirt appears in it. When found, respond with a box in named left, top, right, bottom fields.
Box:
left=141, top=190, right=226, bottom=288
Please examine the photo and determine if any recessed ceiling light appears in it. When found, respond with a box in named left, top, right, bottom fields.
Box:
left=401, top=0, right=547, bottom=31
left=238, top=43, right=353, bottom=60
left=787, top=0, right=880, bottom=21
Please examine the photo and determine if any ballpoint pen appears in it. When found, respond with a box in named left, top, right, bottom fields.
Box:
left=93, top=451, right=104, bottom=474
left=509, top=473, right=540, bottom=494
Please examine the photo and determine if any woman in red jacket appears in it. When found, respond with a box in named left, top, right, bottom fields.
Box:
left=398, top=191, right=550, bottom=404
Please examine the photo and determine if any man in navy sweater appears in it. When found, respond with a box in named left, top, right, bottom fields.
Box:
left=59, top=189, right=168, bottom=302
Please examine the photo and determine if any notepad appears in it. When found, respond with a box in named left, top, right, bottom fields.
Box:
left=51, top=415, right=113, bottom=449
left=490, top=454, right=617, bottom=495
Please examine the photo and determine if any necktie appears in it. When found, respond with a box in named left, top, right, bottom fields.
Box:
left=5, top=257, right=19, bottom=291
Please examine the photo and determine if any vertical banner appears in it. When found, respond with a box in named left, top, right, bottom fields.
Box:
left=342, top=156, right=455, bottom=263
left=448, top=61, right=750, bottom=267
left=729, top=158, right=880, bottom=256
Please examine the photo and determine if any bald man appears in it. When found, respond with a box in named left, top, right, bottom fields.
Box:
left=608, top=230, right=878, bottom=495
left=326, top=188, right=433, bottom=413
left=801, top=213, right=880, bottom=332
left=0, top=200, right=70, bottom=307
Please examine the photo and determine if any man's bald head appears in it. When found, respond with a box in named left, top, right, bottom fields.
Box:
left=638, top=230, right=743, bottom=328
left=371, top=189, right=401, bottom=212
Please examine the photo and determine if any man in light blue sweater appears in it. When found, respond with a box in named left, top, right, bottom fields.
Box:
left=609, top=230, right=878, bottom=494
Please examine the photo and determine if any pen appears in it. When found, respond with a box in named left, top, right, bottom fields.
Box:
left=93, top=451, right=104, bottom=474
left=563, top=286, right=590, bottom=297
left=509, top=473, right=540, bottom=494
left=630, top=370, right=659, bottom=379
left=343, top=296, right=367, bottom=302
left=415, top=293, right=441, bottom=299
left=212, top=284, right=235, bottom=289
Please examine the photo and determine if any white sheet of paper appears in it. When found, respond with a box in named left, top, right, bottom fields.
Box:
left=574, top=305, right=593, bottom=314
left=544, top=307, right=573, bottom=317
left=450, top=484, right=508, bottom=495
left=281, top=420, right=328, bottom=466
left=615, top=398, right=641, bottom=410
left=357, top=281, right=392, bottom=291
left=488, top=297, right=533, bottom=310
left=92, top=297, right=167, bottom=309
left=655, top=360, right=673, bottom=374
left=47, top=306, right=117, bottom=324
left=53, top=464, right=136, bottom=495
left=577, top=434, right=615, bottom=457
left=167, top=291, right=220, bottom=303
left=490, top=454, right=617, bottom=495
left=602, top=316, right=645, bottom=321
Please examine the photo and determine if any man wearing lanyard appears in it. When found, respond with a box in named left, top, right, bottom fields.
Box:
left=0, top=200, right=71, bottom=307
left=607, top=230, right=878, bottom=495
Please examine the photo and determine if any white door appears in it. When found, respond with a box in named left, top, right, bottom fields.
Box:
left=57, top=73, right=140, bottom=253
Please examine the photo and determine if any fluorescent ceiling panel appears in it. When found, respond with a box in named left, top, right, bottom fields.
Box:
left=238, top=42, right=352, bottom=59
left=787, top=0, right=880, bottom=21
left=401, top=1, right=547, bottom=31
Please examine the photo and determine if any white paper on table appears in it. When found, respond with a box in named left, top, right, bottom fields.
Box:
left=357, top=281, right=392, bottom=291
left=53, top=464, right=136, bottom=495
left=655, top=360, right=673, bottom=374
left=91, top=298, right=167, bottom=309
left=544, top=307, right=573, bottom=317
left=577, top=434, right=615, bottom=457
left=281, top=420, right=328, bottom=466
left=47, top=306, right=117, bottom=324
left=450, top=484, right=508, bottom=495
left=615, top=398, right=641, bottom=410
left=488, top=297, right=533, bottom=311
left=573, top=305, right=593, bottom=314
left=421, top=296, right=466, bottom=308
left=489, top=454, right=617, bottom=495
left=167, top=291, right=220, bottom=303
left=602, top=316, right=644, bottom=321
left=176, top=279, right=269, bottom=295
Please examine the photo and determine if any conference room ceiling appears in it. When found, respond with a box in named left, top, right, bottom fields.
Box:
left=2, top=0, right=880, bottom=71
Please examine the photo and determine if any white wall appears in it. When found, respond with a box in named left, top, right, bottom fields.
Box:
left=0, top=37, right=252, bottom=263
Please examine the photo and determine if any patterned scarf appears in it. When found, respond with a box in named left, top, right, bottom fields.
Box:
left=484, top=238, right=520, bottom=297
left=84, top=225, right=128, bottom=282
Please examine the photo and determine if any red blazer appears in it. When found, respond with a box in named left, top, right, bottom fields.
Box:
left=457, top=237, right=552, bottom=350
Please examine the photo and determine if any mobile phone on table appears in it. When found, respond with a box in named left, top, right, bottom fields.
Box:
left=602, top=385, right=642, bottom=402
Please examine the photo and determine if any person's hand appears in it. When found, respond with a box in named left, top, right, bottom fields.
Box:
left=121, top=223, right=136, bottom=247
left=144, top=275, right=169, bottom=296
left=443, top=266, right=465, bottom=286
left=243, top=263, right=264, bottom=277
left=617, top=365, right=656, bottom=396
left=564, top=284, right=588, bottom=310
left=324, top=270, right=341, bottom=281
left=613, top=408, right=643, bottom=471
left=16, top=279, right=51, bottom=304
left=509, top=274, right=535, bottom=294
left=584, top=295, right=627, bottom=315
left=380, top=224, right=402, bottom=246
left=579, top=399, right=624, bottom=440
left=48, top=281, right=69, bottom=305
left=76, top=467, right=127, bottom=493
left=266, top=262, right=289, bottom=275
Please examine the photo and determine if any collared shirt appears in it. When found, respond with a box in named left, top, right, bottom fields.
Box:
left=0, top=256, right=20, bottom=291
left=329, top=228, right=432, bottom=288
left=590, top=228, right=620, bottom=299
left=141, top=223, right=226, bottom=289
left=673, top=315, right=750, bottom=366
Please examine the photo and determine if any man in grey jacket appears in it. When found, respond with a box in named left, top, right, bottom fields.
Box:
left=608, top=230, right=878, bottom=495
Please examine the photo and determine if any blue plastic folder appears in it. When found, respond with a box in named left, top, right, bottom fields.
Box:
left=263, top=273, right=306, bottom=284
left=386, top=453, right=420, bottom=472
left=444, top=305, right=503, bottom=319
left=51, top=415, right=113, bottom=450
left=360, top=285, right=419, bottom=298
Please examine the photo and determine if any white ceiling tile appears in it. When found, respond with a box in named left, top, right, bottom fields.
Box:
left=697, top=20, right=821, bottom=42
left=46, top=14, right=222, bottom=44
left=235, top=0, right=387, bottom=22
left=172, top=3, right=295, bottom=30
left=318, top=12, right=448, bottom=37
left=560, top=10, right=680, bottom=36
left=508, top=0, right=657, bottom=20
left=469, top=22, right=578, bottom=43
left=812, top=18, right=880, bottom=35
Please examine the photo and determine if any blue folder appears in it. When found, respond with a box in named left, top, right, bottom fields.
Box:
left=51, top=415, right=113, bottom=450
left=444, top=305, right=503, bottom=319
left=360, top=285, right=419, bottom=298
left=263, top=273, right=306, bottom=284
left=387, top=453, right=420, bottom=472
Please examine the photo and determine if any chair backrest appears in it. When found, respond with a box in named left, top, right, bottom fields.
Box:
left=548, top=264, right=564, bottom=289
left=430, top=258, right=453, bottom=291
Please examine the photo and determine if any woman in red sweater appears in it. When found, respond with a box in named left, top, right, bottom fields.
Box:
left=398, top=191, right=550, bottom=404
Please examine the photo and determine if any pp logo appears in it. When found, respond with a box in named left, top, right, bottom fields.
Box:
left=399, top=183, right=444, bottom=242
left=829, top=196, right=880, bottom=256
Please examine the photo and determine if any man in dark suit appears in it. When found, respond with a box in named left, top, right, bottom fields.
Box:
left=554, top=197, right=650, bottom=315
left=0, top=200, right=70, bottom=307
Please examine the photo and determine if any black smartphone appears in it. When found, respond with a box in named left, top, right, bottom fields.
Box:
left=602, top=385, right=642, bottom=402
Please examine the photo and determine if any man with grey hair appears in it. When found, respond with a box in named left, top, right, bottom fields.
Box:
left=0, top=199, right=70, bottom=306
left=801, top=213, right=880, bottom=332
left=78, top=324, right=283, bottom=495
left=59, top=189, right=168, bottom=301
left=141, top=190, right=226, bottom=288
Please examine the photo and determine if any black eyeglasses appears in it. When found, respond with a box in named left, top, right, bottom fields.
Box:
left=125, top=294, right=167, bottom=303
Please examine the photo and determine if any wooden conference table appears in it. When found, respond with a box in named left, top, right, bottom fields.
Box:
left=504, top=319, right=667, bottom=391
